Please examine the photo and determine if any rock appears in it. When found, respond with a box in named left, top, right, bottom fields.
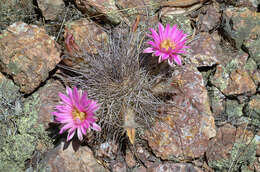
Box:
left=256, top=131, right=260, bottom=156
left=0, top=0, right=35, bottom=30
left=40, top=142, right=107, bottom=172
left=206, top=124, right=256, bottom=171
left=187, top=32, right=224, bottom=67
left=245, top=58, right=260, bottom=85
left=37, top=0, right=65, bottom=20
left=147, top=162, right=204, bottom=172
left=244, top=94, right=260, bottom=127
left=223, top=7, right=260, bottom=66
left=225, top=99, right=244, bottom=118
left=0, top=22, right=61, bottom=94
left=222, top=7, right=260, bottom=50
left=207, top=86, right=225, bottom=117
left=95, top=141, right=119, bottom=162
left=197, top=3, right=221, bottom=32
left=110, top=160, right=127, bottom=172
left=146, top=65, right=216, bottom=161
left=0, top=72, right=20, bottom=104
left=160, top=9, right=193, bottom=36
left=36, top=79, right=64, bottom=129
left=64, top=18, right=108, bottom=55
left=116, top=0, right=159, bottom=19
left=210, top=51, right=256, bottom=96
left=75, top=0, right=122, bottom=25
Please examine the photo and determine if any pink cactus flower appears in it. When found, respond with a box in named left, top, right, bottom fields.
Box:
left=52, top=87, right=101, bottom=141
left=143, top=23, right=189, bottom=66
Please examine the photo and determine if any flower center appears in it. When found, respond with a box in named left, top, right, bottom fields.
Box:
left=72, top=108, right=86, bottom=121
left=160, top=39, right=176, bottom=51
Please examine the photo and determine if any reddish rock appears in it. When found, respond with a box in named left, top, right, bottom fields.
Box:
left=41, top=142, right=107, bottom=172
left=147, top=162, right=204, bottom=172
left=197, top=4, right=221, bottom=32
left=37, top=0, right=65, bottom=20
left=187, top=32, right=223, bottom=67
left=37, top=79, right=64, bottom=129
left=0, top=22, right=61, bottom=94
left=147, top=65, right=216, bottom=161
left=206, top=124, right=255, bottom=164
left=64, top=19, right=108, bottom=55
left=75, top=0, right=122, bottom=25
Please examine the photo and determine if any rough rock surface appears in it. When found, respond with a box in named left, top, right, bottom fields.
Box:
left=146, top=65, right=216, bottom=160
left=206, top=124, right=257, bottom=171
left=187, top=32, right=223, bottom=67
left=37, top=0, right=65, bottom=20
left=0, top=22, right=61, bottom=94
left=210, top=51, right=256, bottom=96
left=64, top=19, right=108, bottom=55
left=75, top=0, right=122, bottom=25
left=37, top=79, right=64, bottom=129
left=40, top=142, right=107, bottom=172
left=147, top=162, right=204, bottom=172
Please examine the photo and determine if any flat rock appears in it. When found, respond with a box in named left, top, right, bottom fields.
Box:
left=187, top=32, right=223, bottom=67
left=0, top=22, right=61, bottom=94
left=147, top=65, right=216, bottom=161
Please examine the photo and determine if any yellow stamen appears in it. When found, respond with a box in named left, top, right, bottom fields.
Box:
left=72, top=108, right=86, bottom=121
left=160, top=39, right=176, bottom=51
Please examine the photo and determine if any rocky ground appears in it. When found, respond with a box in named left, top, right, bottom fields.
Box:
left=0, top=0, right=260, bottom=172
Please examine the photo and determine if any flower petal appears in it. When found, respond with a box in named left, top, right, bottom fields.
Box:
left=91, top=123, right=101, bottom=131
left=67, top=130, right=75, bottom=141
left=143, top=47, right=154, bottom=53
left=77, top=127, right=83, bottom=140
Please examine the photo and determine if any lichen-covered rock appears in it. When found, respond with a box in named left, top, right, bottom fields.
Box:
left=64, top=18, right=108, bottom=55
left=75, top=0, right=122, bottom=25
left=160, top=10, right=193, bottom=36
left=210, top=51, right=256, bottom=96
left=39, top=142, right=107, bottom=172
left=37, top=0, right=65, bottom=20
left=0, top=93, right=51, bottom=171
left=187, top=32, right=224, bottom=67
left=225, top=99, right=244, bottom=118
left=0, top=0, right=35, bottom=30
left=244, top=94, right=260, bottom=126
left=116, top=0, right=158, bottom=18
left=206, top=124, right=257, bottom=171
left=245, top=58, right=260, bottom=85
left=146, top=65, right=216, bottom=161
left=222, top=7, right=260, bottom=50
left=207, top=86, right=225, bottom=116
left=147, top=162, right=204, bottom=172
left=0, top=22, right=61, bottom=94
